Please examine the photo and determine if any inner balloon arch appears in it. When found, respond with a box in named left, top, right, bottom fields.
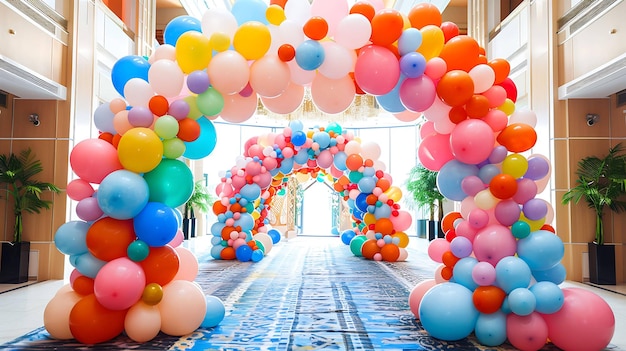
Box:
left=208, top=120, right=413, bottom=263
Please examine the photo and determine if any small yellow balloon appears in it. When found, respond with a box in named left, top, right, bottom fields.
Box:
left=175, top=31, right=211, bottom=74
left=393, top=231, right=409, bottom=248
left=417, top=25, right=445, bottom=61
left=363, top=213, right=377, bottom=226
left=209, top=32, right=231, bottom=52
left=142, top=283, right=163, bottom=305
left=384, top=186, right=403, bottom=203
left=266, top=4, right=286, bottom=25
left=519, top=213, right=545, bottom=232
left=498, top=98, right=516, bottom=116
left=184, top=95, right=202, bottom=120
left=502, top=153, right=528, bottom=179
left=233, top=21, right=271, bottom=60
left=251, top=211, right=260, bottom=220
left=117, top=127, right=163, bottom=173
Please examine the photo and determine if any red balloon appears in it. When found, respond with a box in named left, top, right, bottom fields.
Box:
left=139, top=245, right=180, bottom=286
left=177, top=118, right=200, bottom=142
left=441, top=21, right=459, bottom=42
left=278, top=44, right=295, bottom=62
left=499, top=77, right=518, bottom=102
left=149, top=95, right=169, bottom=116
left=86, top=218, right=136, bottom=262
left=303, top=16, right=328, bottom=40
left=350, top=1, right=375, bottom=22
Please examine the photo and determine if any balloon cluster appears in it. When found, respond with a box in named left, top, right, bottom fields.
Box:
left=210, top=120, right=412, bottom=262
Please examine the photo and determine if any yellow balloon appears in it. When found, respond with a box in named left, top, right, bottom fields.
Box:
left=142, top=283, right=163, bottom=305
left=519, top=213, right=545, bottom=232
left=117, top=127, right=163, bottom=173
left=363, top=213, right=377, bottom=226
left=474, top=189, right=499, bottom=210
left=209, top=32, right=231, bottom=52
left=175, top=31, right=211, bottom=74
left=251, top=211, right=260, bottom=220
left=417, top=25, right=445, bottom=61
left=233, top=21, right=271, bottom=60
left=184, top=95, right=202, bottom=120
left=498, top=98, right=516, bottom=116
left=502, top=153, right=528, bottom=179
left=384, top=186, right=403, bottom=202
left=393, top=231, right=409, bottom=248
left=266, top=5, right=286, bottom=25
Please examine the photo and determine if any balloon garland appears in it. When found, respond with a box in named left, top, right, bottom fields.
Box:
left=42, top=0, right=615, bottom=348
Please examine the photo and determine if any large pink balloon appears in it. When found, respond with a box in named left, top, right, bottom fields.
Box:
left=541, top=288, right=615, bottom=351
left=310, top=73, right=355, bottom=114
left=354, top=45, right=400, bottom=96
left=472, top=224, right=517, bottom=266
left=417, top=133, right=454, bottom=171
left=506, top=312, right=549, bottom=351
left=94, top=258, right=145, bottom=311
left=261, top=82, right=305, bottom=114
left=70, top=139, right=123, bottom=184
left=399, top=76, right=436, bottom=112
left=207, top=50, right=250, bottom=95
left=449, top=119, right=495, bottom=165
left=249, top=55, right=291, bottom=98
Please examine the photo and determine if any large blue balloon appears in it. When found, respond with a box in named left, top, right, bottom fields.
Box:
left=376, top=76, right=405, bottom=113
left=517, top=230, right=564, bottom=271
left=183, top=117, right=217, bottom=159
left=163, top=15, right=202, bottom=46
left=97, top=170, right=149, bottom=220
left=437, top=160, right=479, bottom=201
left=111, top=55, right=150, bottom=97
left=419, top=282, right=479, bottom=341
left=495, top=256, right=532, bottom=293
left=133, top=202, right=178, bottom=247
left=54, top=221, right=90, bottom=256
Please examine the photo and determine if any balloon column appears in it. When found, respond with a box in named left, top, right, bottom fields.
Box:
left=209, top=120, right=412, bottom=262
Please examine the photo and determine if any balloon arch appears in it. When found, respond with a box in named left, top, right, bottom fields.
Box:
left=44, top=0, right=615, bottom=350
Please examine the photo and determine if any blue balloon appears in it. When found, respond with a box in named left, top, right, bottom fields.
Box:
left=477, top=164, right=500, bottom=184
left=210, top=236, right=222, bottom=246
left=134, top=202, right=178, bottom=247
left=312, top=131, right=331, bottom=149
left=374, top=204, right=392, bottom=219
left=163, top=15, right=202, bottom=46
left=376, top=76, right=405, bottom=113
left=240, top=183, right=261, bottom=201
left=529, top=281, right=564, bottom=314
left=278, top=157, right=294, bottom=174
left=111, top=55, right=150, bottom=97
left=201, top=295, right=226, bottom=328
left=251, top=249, right=264, bottom=262
left=397, top=27, right=423, bottom=56
left=97, top=170, right=149, bottom=220
left=340, top=230, right=356, bottom=245
left=495, top=256, right=532, bottom=293
left=399, top=52, right=426, bottom=78
left=291, top=130, right=307, bottom=147
left=234, top=212, right=255, bottom=231
left=517, top=230, right=564, bottom=271
left=357, top=176, right=376, bottom=193
left=231, top=0, right=269, bottom=25
left=211, top=221, right=226, bottom=237
left=355, top=193, right=369, bottom=212
left=437, top=160, right=479, bottom=201
left=507, top=287, right=536, bottom=316
left=210, top=245, right=224, bottom=259
left=474, top=311, right=507, bottom=346
left=296, top=40, right=325, bottom=71
left=293, top=148, right=309, bottom=165
left=54, top=221, right=90, bottom=256
left=236, top=244, right=253, bottom=261
left=70, top=252, right=106, bottom=278
left=532, top=263, right=566, bottom=285
left=267, top=229, right=281, bottom=244
left=289, top=120, right=304, bottom=132
left=183, top=117, right=217, bottom=160
left=451, top=257, right=478, bottom=291
left=419, top=282, right=479, bottom=341
left=333, top=151, right=348, bottom=171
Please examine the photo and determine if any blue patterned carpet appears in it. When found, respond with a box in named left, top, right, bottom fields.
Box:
left=0, top=236, right=552, bottom=350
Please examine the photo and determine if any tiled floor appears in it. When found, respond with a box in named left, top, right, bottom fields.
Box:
left=1, top=236, right=625, bottom=350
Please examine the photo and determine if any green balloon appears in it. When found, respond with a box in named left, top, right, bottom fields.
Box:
left=127, top=240, right=150, bottom=261
left=163, top=137, right=186, bottom=159
left=154, top=115, right=179, bottom=139
left=196, top=87, right=224, bottom=117
left=143, top=159, right=193, bottom=208
left=350, top=235, right=367, bottom=257
left=348, top=170, right=363, bottom=183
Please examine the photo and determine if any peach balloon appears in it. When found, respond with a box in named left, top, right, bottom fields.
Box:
left=44, top=290, right=82, bottom=340
left=158, top=280, right=207, bottom=336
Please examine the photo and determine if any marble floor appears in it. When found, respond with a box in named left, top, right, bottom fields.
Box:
left=1, top=235, right=625, bottom=350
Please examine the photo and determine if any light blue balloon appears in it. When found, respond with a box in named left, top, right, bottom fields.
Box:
left=474, top=311, right=507, bottom=346
left=477, top=164, right=501, bottom=184
left=529, top=281, right=564, bottom=314
left=495, top=256, right=531, bottom=293
left=211, top=221, right=226, bottom=237
left=398, top=28, right=423, bottom=56
left=419, top=282, right=479, bottom=341
left=289, top=120, right=304, bottom=132
left=278, top=157, right=294, bottom=174
left=183, top=117, right=217, bottom=160
left=437, top=160, right=479, bottom=201
left=374, top=204, right=392, bottom=219
left=293, top=148, right=309, bottom=165
left=201, top=295, right=226, bottom=328
left=163, top=15, right=202, bottom=46
left=452, top=257, right=479, bottom=291
left=93, top=102, right=116, bottom=134
left=251, top=249, right=264, bottom=262
left=357, top=176, right=376, bottom=193
left=173, top=208, right=183, bottom=228
left=54, top=220, right=90, bottom=256
left=231, top=0, right=268, bottom=25
left=210, top=236, right=222, bottom=246
left=97, top=170, right=149, bottom=220
left=507, top=287, right=536, bottom=316
left=210, top=245, right=224, bottom=259
left=312, top=131, right=331, bottom=149
left=70, top=251, right=106, bottom=278
left=240, top=183, right=261, bottom=201
left=296, top=40, right=325, bottom=71
left=532, top=263, right=566, bottom=285
left=333, top=151, right=348, bottom=171
left=234, top=212, right=255, bottom=231
left=517, top=230, right=564, bottom=271
left=376, top=76, right=406, bottom=113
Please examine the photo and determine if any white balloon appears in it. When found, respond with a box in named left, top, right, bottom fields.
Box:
left=335, top=14, right=372, bottom=50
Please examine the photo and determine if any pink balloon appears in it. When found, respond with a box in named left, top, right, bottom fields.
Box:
left=261, top=82, right=305, bottom=114
left=288, top=59, right=315, bottom=86
left=354, top=45, right=400, bottom=96
left=541, top=288, right=615, bottom=351
left=207, top=50, right=250, bottom=95
left=399, top=76, right=437, bottom=112
left=424, top=57, right=447, bottom=80
left=94, top=258, right=145, bottom=311
left=172, top=247, right=199, bottom=281
left=310, top=73, right=355, bottom=114
left=390, top=210, right=412, bottom=232
left=471, top=261, right=496, bottom=286
left=219, top=91, right=258, bottom=123
left=168, top=229, right=184, bottom=248
left=494, top=199, right=521, bottom=226
left=481, top=85, right=507, bottom=108
left=417, top=133, right=454, bottom=171
left=461, top=175, right=485, bottom=196
left=317, top=149, right=333, bottom=169
left=513, top=178, right=538, bottom=204
left=310, top=0, right=349, bottom=37
left=472, top=224, right=517, bottom=266
left=427, top=238, right=450, bottom=263
left=449, top=119, right=495, bottom=165
left=467, top=208, right=489, bottom=229
left=249, top=55, right=291, bottom=98
left=70, top=139, right=123, bottom=184
left=482, top=109, right=508, bottom=132
left=419, top=121, right=436, bottom=138
left=506, top=312, right=549, bottom=351
left=408, top=279, right=437, bottom=318
left=454, top=220, right=478, bottom=241
left=66, top=179, right=95, bottom=201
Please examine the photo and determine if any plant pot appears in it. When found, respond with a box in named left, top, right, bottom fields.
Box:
left=416, top=219, right=427, bottom=239
left=588, top=242, right=616, bottom=285
left=0, top=242, right=31, bottom=284
left=427, top=220, right=442, bottom=241
left=182, top=218, right=197, bottom=240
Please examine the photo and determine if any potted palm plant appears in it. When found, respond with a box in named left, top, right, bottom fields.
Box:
left=405, top=164, right=445, bottom=240
left=183, top=180, right=215, bottom=239
left=561, top=142, right=626, bottom=285
left=0, top=148, right=60, bottom=283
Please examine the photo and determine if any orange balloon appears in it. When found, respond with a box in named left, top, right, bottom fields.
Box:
left=213, top=201, right=227, bottom=215
left=541, top=224, right=556, bottom=233
left=345, top=154, right=364, bottom=171
left=72, top=276, right=94, bottom=296
left=439, top=35, right=480, bottom=72
left=441, top=266, right=453, bottom=280
left=442, top=250, right=460, bottom=267
left=488, top=58, right=511, bottom=84
left=448, top=105, right=467, bottom=124
left=303, top=16, right=328, bottom=40
left=489, top=173, right=518, bottom=199
left=220, top=246, right=236, bottom=260
left=86, top=218, right=136, bottom=261
left=69, top=294, right=127, bottom=344
left=496, top=123, right=537, bottom=153
left=381, top=244, right=400, bottom=262
left=442, top=212, right=462, bottom=233
left=440, top=21, right=459, bottom=42
left=278, top=44, right=295, bottom=62
left=350, top=1, right=375, bottom=22
left=177, top=118, right=200, bottom=142
left=361, top=239, right=380, bottom=259
left=149, top=95, right=169, bottom=116
left=99, top=132, right=114, bottom=144
left=408, top=3, right=442, bottom=29
left=472, top=285, right=506, bottom=314
left=376, top=178, right=390, bottom=192
left=375, top=218, right=394, bottom=235
left=465, top=95, right=490, bottom=118
left=436, top=70, right=474, bottom=107
left=221, top=226, right=237, bottom=240
left=111, top=133, right=121, bottom=148
left=371, top=9, right=404, bottom=46
left=270, top=0, right=287, bottom=8
left=139, top=245, right=180, bottom=286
